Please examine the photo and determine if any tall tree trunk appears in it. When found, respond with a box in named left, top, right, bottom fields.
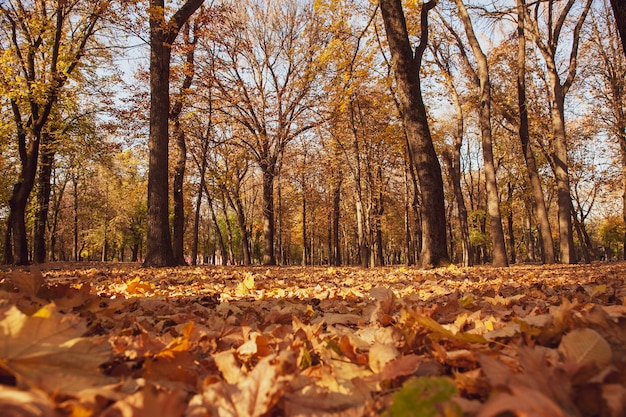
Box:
left=550, top=84, right=577, bottom=263
left=455, top=0, right=508, bottom=267
left=145, top=19, right=175, bottom=267
left=302, top=184, right=308, bottom=266
left=331, top=169, right=342, bottom=266
left=523, top=0, right=592, bottom=263
left=379, top=0, right=448, bottom=268
left=610, top=0, right=626, bottom=54
left=144, top=0, right=204, bottom=267
left=507, top=183, right=516, bottom=264
left=73, top=175, right=79, bottom=261
left=34, top=135, right=55, bottom=264
left=172, top=122, right=188, bottom=265
left=191, top=156, right=206, bottom=266
left=517, top=0, right=555, bottom=264
left=8, top=131, right=40, bottom=265
left=441, top=83, right=472, bottom=266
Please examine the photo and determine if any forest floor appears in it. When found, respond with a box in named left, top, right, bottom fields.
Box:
left=0, top=261, right=625, bottom=416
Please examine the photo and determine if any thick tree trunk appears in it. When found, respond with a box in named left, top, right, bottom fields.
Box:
left=144, top=0, right=204, bottom=267
left=517, top=0, right=555, bottom=264
left=144, top=25, right=175, bottom=267
left=8, top=134, right=40, bottom=265
left=455, top=0, right=508, bottom=267
left=380, top=0, right=448, bottom=268
left=610, top=0, right=626, bottom=54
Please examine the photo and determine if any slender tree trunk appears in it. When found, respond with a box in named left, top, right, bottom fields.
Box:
left=517, top=0, right=555, bottom=264
left=507, top=183, right=516, bottom=264
left=172, top=122, right=188, bottom=265
left=224, top=186, right=251, bottom=265
left=442, top=83, right=472, bottom=266
left=331, top=170, right=342, bottom=266
left=205, top=189, right=227, bottom=265
left=550, top=84, right=577, bottom=263
left=34, top=135, right=55, bottom=264
left=455, top=0, right=508, bottom=267
left=260, top=159, right=276, bottom=265
left=302, top=184, right=308, bottom=266
left=73, top=175, right=79, bottom=261
left=191, top=157, right=206, bottom=266
left=380, top=0, right=448, bottom=268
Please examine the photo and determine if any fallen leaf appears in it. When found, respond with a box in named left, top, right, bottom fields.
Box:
left=559, top=328, right=612, bottom=367
left=10, top=268, right=44, bottom=298
left=0, top=304, right=112, bottom=394
left=188, top=349, right=297, bottom=417
left=0, top=385, right=55, bottom=417
left=368, top=342, right=399, bottom=374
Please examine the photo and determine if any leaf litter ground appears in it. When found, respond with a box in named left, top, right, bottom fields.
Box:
left=1, top=262, right=626, bottom=416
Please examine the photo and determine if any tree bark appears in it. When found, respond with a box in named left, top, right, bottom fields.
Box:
left=517, top=0, right=555, bottom=264
left=144, top=0, right=204, bottom=267
left=260, top=157, right=277, bottom=265
left=34, top=134, right=55, bottom=264
left=379, top=0, right=448, bottom=268
left=610, top=0, right=626, bottom=54
left=455, top=0, right=508, bottom=267
left=523, top=0, right=592, bottom=263
left=331, top=169, right=342, bottom=266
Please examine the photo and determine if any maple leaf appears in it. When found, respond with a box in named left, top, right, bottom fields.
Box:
left=0, top=303, right=112, bottom=394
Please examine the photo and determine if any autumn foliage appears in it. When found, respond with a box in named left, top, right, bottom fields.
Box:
left=0, top=263, right=625, bottom=416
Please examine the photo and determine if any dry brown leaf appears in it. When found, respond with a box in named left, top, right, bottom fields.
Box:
left=10, top=268, right=45, bottom=298
left=214, top=350, right=244, bottom=384
left=559, top=328, right=612, bottom=367
left=368, top=342, right=399, bottom=374
left=101, top=384, right=187, bottom=417
left=477, top=385, right=568, bottom=417
left=188, top=349, right=297, bottom=417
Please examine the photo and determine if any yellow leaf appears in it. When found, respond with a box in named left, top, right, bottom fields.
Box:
left=0, top=304, right=112, bottom=394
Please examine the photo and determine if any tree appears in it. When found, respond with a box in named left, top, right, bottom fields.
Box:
left=587, top=0, right=626, bottom=259
left=429, top=23, right=472, bottom=266
left=0, top=0, right=110, bottom=265
left=212, top=0, right=325, bottom=265
left=522, top=0, right=593, bottom=263
left=378, top=0, right=449, bottom=267
left=143, top=0, right=205, bottom=267
left=452, top=0, right=508, bottom=267
left=516, top=0, right=555, bottom=264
